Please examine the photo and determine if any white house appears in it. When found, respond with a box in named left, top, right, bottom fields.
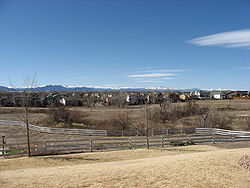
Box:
left=213, top=92, right=225, bottom=99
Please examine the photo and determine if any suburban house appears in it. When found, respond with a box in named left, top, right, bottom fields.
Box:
left=211, top=91, right=226, bottom=99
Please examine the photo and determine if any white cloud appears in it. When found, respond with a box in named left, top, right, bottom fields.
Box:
left=162, top=77, right=176, bottom=80
left=137, top=80, right=163, bottom=83
left=188, top=29, right=250, bottom=49
left=128, top=73, right=175, bottom=78
left=143, top=69, right=187, bottom=73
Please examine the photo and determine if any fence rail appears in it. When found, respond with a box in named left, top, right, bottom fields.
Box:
left=0, top=120, right=197, bottom=136
left=195, top=128, right=250, bottom=137
left=1, top=133, right=250, bottom=157
left=0, top=120, right=108, bottom=136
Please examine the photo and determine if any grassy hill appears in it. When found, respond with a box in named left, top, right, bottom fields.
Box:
left=1, top=144, right=249, bottom=188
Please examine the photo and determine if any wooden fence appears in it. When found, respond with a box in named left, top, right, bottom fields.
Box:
left=0, top=120, right=108, bottom=136
left=0, top=120, right=196, bottom=136
left=1, top=133, right=250, bottom=157
left=195, top=128, right=250, bottom=137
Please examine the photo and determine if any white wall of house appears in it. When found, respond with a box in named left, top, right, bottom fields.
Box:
left=213, top=94, right=224, bottom=99
left=59, top=98, right=66, bottom=105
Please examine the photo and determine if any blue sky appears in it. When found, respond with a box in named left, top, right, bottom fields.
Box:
left=0, top=0, right=249, bottom=89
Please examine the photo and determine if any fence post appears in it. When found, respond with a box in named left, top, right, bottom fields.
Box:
left=122, top=130, right=124, bottom=137
left=44, top=141, right=47, bottom=155
left=90, top=139, right=93, bottom=152
left=161, top=137, right=164, bottom=148
left=136, top=130, right=139, bottom=136
left=2, top=136, right=5, bottom=155
left=212, top=134, right=215, bottom=144
left=232, top=135, right=235, bottom=143
left=151, top=129, right=154, bottom=137
left=188, top=135, right=192, bottom=143
left=50, top=143, right=53, bottom=151
left=146, top=136, right=149, bottom=149
left=129, top=137, right=132, bottom=150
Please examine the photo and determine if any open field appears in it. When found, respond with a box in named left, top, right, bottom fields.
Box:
left=1, top=99, right=250, bottom=121
left=0, top=99, right=250, bottom=136
left=1, top=143, right=249, bottom=188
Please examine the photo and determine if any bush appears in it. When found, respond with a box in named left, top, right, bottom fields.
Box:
left=48, top=107, right=87, bottom=128
left=149, top=101, right=200, bottom=124
left=86, top=113, right=132, bottom=130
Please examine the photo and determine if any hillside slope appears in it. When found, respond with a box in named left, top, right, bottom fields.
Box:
left=0, top=147, right=249, bottom=188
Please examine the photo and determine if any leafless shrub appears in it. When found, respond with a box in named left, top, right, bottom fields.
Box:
left=111, top=93, right=127, bottom=107
left=85, top=113, right=132, bottom=130
left=196, top=106, right=233, bottom=129
left=149, top=101, right=200, bottom=124
left=48, top=107, right=87, bottom=128
left=241, top=117, right=250, bottom=130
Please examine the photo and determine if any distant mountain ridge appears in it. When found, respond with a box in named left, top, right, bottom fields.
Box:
left=0, top=85, right=233, bottom=92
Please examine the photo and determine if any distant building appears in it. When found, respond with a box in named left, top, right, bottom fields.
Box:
left=211, top=92, right=225, bottom=99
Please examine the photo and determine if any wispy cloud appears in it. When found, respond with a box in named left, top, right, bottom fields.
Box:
left=241, top=67, right=250, bottom=70
left=128, top=73, right=175, bottom=78
left=162, top=77, right=176, bottom=80
left=137, top=80, right=163, bottom=83
left=188, top=29, right=250, bottom=49
left=143, top=69, right=187, bottom=73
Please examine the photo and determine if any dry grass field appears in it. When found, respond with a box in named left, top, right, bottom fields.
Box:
left=0, top=143, right=250, bottom=188
left=0, top=99, right=250, bottom=130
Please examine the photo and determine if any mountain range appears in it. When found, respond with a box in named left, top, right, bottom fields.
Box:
left=0, top=85, right=206, bottom=92
left=0, top=85, right=238, bottom=92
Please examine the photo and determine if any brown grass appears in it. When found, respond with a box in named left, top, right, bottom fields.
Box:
left=1, top=99, right=250, bottom=131
left=1, top=144, right=250, bottom=188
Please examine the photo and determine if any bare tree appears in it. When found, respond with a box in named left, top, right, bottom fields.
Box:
left=112, top=92, right=127, bottom=107
left=196, top=105, right=233, bottom=129
left=22, top=74, right=37, bottom=157
left=196, top=105, right=214, bottom=127
left=11, top=73, right=37, bottom=157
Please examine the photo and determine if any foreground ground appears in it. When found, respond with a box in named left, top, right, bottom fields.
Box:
left=1, top=143, right=249, bottom=188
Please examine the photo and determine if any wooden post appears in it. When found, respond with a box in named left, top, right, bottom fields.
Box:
left=151, top=129, right=153, bottom=136
left=25, top=110, right=31, bottom=157
left=146, top=114, right=149, bottom=149
left=136, top=130, right=139, bottom=136
left=44, top=141, right=47, bottom=155
left=2, top=136, right=5, bottom=155
left=90, top=139, right=93, bottom=152
left=122, top=130, right=124, bottom=137
left=129, top=137, right=132, bottom=150
left=189, top=135, right=192, bottom=143
left=161, top=137, right=164, bottom=148
left=232, top=135, right=235, bottom=143
left=212, top=135, right=215, bottom=144
left=49, top=143, right=53, bottom=152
